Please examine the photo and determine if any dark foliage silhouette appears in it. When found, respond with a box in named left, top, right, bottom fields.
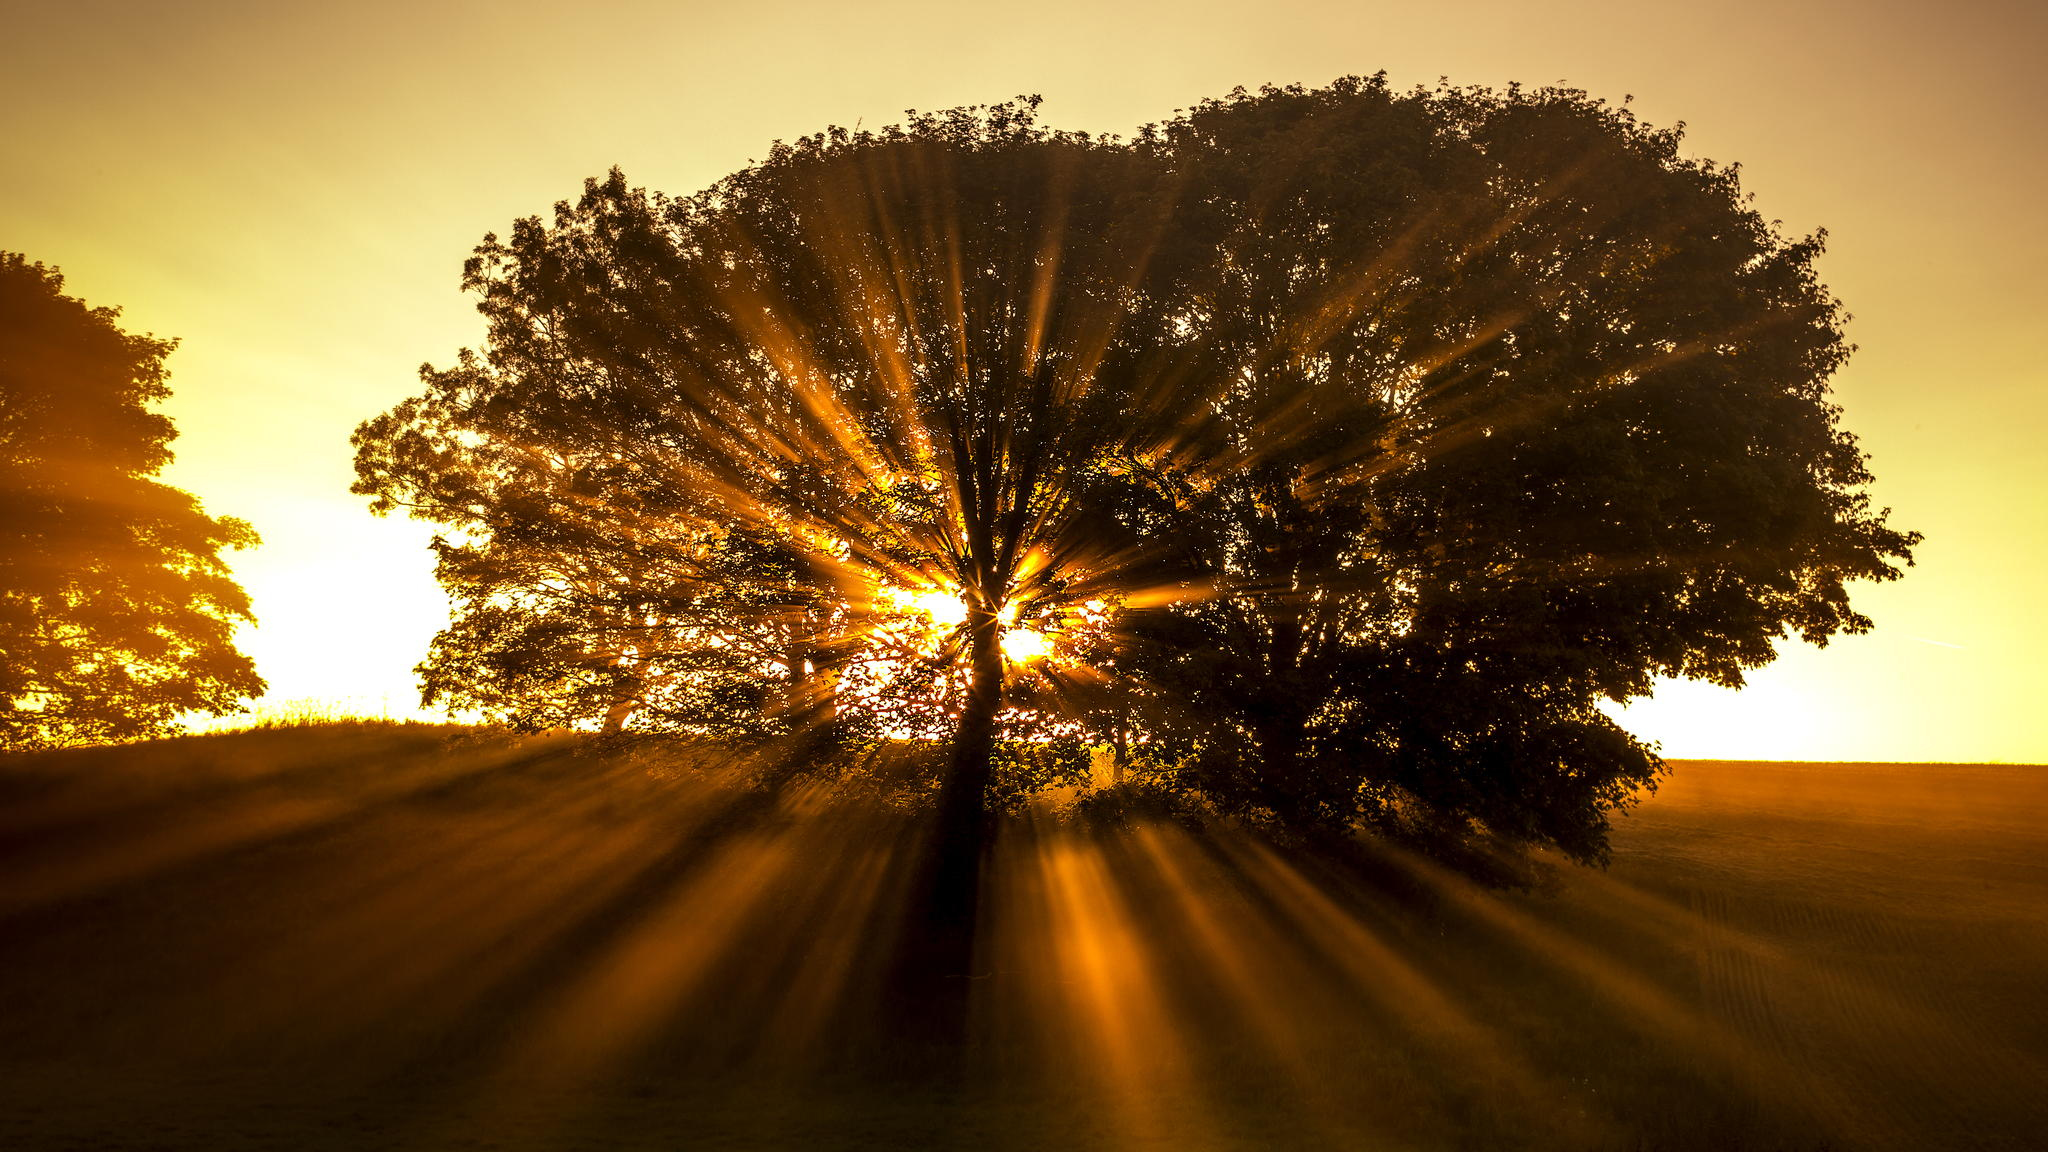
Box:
left=1082, top=80, right=1919, bottom=863
left=354, top=77, right=1915, bottom=872
left=0, top=253, right=264, bottom=750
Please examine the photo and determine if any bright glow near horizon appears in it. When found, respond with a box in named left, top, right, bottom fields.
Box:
left=8, top=0, right=2045, bottom=760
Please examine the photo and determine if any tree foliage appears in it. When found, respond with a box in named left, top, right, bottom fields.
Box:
left=1082, top=79, right=1919, bottom=861
left=1, top=253, right=264, bottom=750
left=354, top=102, right=1170, bottom=769
left=354, top=78, right=1916, bottom=864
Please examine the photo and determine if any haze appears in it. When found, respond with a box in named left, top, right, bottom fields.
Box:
left=5, top=0, right=2042, bottom=761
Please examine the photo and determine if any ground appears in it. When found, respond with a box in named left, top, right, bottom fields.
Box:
left=2, top=726, right=2043, bottom=1150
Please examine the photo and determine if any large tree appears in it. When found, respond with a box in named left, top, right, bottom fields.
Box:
left=0, top=254, right=264, bottom=750
left=1091, top=79, right=1917, bottom=861
left=355, top=79, right=1915, bottom=873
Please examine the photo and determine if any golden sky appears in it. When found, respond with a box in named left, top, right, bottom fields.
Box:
left=6, top=0, right=2043, bottom=760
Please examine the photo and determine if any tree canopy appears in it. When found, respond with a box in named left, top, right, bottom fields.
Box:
left=1, top=253, right=264, bottom=751
left=354, top=77, right=1916, bottom=865
left=1084, top=81, right=1920, bottom=861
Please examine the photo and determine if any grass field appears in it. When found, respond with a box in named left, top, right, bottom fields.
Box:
left=2, top=726, right=2043, bottom=1150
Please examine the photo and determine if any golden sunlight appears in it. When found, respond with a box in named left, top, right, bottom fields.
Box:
left=882, top=584, right=1060, bottom=667
left=903, top=588, right=968, bottom=630
left=1000, top=626, right=1052, bottom=664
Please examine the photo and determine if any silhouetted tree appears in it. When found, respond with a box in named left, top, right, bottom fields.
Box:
left=1091, top=78, right=1918, bottom=862
left=0, top=253, right=264, bottom=750
left=356, top=78, right=1916, bottom=875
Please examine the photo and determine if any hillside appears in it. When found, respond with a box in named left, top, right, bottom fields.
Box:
left=2, top=727, right=2044, bottom=1150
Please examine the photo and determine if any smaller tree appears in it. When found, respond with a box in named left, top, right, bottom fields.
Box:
left=0, top=253, right=264, bottom=750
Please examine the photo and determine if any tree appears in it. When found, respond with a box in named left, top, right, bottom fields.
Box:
left=354, top=103, right=1181, bottom=961
left=1088, top=78, right=1917, bottom=861
left=355, top=78, right=1915, bottom=874
left=0, top=253, right=264, bottom=751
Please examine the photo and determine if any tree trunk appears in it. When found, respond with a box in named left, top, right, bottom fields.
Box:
left=883, top=602, right=1004, bottom=1049
left=1253, top=715, right=1308, bottom=815
left=779, top=650, right=809, bottom=725
left=599, top=698, right=636, bottom=736
left=929, top=603, right=1003, bottom=930
left=599, top=655, right=639, bottom=736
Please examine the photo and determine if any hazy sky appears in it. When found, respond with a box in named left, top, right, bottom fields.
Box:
left=6, top=0, right=2043, bottom=760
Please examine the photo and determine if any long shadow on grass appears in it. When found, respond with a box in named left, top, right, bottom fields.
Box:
left=14, top=743, right=2032, bottom=1150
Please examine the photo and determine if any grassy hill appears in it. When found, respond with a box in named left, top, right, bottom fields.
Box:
left=2, top=726, right=2044, bottom=1149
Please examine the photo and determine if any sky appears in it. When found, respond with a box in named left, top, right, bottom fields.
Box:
left=5, top=0, right=2043, bottom=761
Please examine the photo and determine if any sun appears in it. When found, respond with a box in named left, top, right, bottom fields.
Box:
left=902, top=588, right=968, bottom=630
left=880, top=584, right=1059, bottom=666
left=1000, top=626, right=1052, bottom=663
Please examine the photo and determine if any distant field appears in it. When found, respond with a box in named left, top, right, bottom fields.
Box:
left=2, top=728, right=2043, bottom=1150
